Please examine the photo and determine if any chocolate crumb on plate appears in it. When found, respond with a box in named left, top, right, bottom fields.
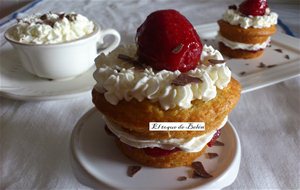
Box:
left=171, top=73, right=202, bottom=86
left=213, top=140, right=225, bottom=146
left=177, top=176, right=187, bottom=181
left=258, top=62, right=266, bottom=68
left=285, top=55, right=290, bottom=60
left=191, top=161, right=213, bottom=178
left=245, top=63, right=249, bottom=66
left=267, top=64, right=277, bottom=68
left=239, top=71, right=246, bottom=76
left=206, top=152, right=219, bottom=159
left=127, top=166, right=141, bottom=177
left=274, top=48, right=283, bottom=53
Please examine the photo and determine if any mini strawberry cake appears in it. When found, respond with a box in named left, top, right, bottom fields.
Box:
left=218, top=0, right=278, bottom=59
left=92, top=10, right=241, bottom=168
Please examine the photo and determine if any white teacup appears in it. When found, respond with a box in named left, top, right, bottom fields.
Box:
left=4, top=24, right=120, bottom=80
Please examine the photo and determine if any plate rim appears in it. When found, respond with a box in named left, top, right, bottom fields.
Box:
left=70, top=108, right=241, bottom=190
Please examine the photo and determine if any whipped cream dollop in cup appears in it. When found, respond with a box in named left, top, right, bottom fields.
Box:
left=93, top=44, right=231, bottom=110
left=222, top=8, right=278, bottom=29
left=5, top=12, right=121, bottom=80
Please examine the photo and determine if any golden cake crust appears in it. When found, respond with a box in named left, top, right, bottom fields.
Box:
left=116, top=139, right=207, bottom=168
left=219, top=42, right=264, bottom=59
left=218, top=20, right=276, bottom=44
left=92, top=78, right=241, bottom=140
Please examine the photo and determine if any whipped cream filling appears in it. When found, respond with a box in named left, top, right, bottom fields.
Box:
left=93, top=44, right=231, bottom=110
left=10, top=12, right=95, bottom=44
left=104, top=116, right=228, bottom=153
left=222, top=8, right=278, bottom=29
left=218, top=34, right=270, bottom=51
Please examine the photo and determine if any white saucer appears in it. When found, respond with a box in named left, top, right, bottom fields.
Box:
left=70, top=108, right=241, bottom=190
left=0, top=50, right=95, bottom=100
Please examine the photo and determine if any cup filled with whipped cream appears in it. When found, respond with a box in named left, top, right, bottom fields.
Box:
left=4, top=12, right=121, bottom=80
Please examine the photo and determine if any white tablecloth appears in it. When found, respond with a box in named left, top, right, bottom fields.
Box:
left=1, top=0, right=299, bottom=189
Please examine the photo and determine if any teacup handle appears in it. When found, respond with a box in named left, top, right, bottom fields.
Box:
left=97, top=29, right=121, bottom=55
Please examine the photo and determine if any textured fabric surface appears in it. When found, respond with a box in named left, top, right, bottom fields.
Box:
left=0, top=0, right=299, bottom=189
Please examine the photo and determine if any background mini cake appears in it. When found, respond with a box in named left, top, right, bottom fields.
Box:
left=217, top=0, right=278, bottom=59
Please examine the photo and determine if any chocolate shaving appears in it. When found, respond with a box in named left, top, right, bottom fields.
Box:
left=117, top=54, right=143, bottom=69
left=258, top=62, right=266, bottom=68
left=172, top=43, right=184, bottom=54
left=43, top=20, right=55, bottom=28
left=58, top=13, right=65, bottom=20
left=66, top=14, right=77, bottom=22
left=274, top=48, right=283, bottom=53
left=177, top=176, right=187, bottom=181
left=206, top=153, right=219, bottom=159
left=239, top=71, right=246, bottom=76
left=213, top=140, right=225, bottom=146
left=127, top=166, right=141, bottom=177
left=208, top=59, right=226, bottom=64
left=267, top=64, right=277, bottom=68
left=40, top=14, right=48, bottom=20
left=171, top=73, right=202, bottom=86
left=228, top=5, right=237, bottom=10
left=104, top=125, right=115, bottom=136
left=191, top=161, right=212, bottom=178
left=285, top=55, right=290, bottom=60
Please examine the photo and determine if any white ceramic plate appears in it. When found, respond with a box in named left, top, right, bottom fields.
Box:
left=70, top=108, right=241, bottom=190
left=195, top=23, right=300, bottom=93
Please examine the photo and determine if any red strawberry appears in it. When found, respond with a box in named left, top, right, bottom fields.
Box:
left=136, top=9, right=202, bottom=72
left=239, top=0, right=269, bottom=16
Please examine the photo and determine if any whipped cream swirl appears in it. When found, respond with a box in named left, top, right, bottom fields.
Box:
left=104, top=116, right=228, bottom=152
left=9, top=12, right=95, bottom=44
left=218, top=35, right=270, bottom=51
left=93, top=44, right=231, bottom=110
left=222, top=8, right=278, bottom=29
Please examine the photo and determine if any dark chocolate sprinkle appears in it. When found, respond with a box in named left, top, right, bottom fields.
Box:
left=171, top=73, right=202, bottom=86
left=258, top=62, right=266, bottom=68
left=239, top=71, right=246, bottom=76
left=208, top=59, right=226, bottom=64
left=213, top=140, right=225, bottom=146
left=117, top=54, right=143, bottom=69
left=127, top=166, right=141, bottom=177
left=58, top=13, right=65, bottom=20
left=40, top=14, right=48, bottom=20
left=191, top=161, right=212, bottom=178
left=43, top=20, right=55, bottom=28
left=207, top=153, right=219, bottom=159
left=267, top=64, right=277, bottom=68
left=274, top=49, right=283, bottom=53
left=285, top=55, right=290, bottom=60
left=172, top=43, right=184, bottom=54
left=177, top=176, right=187, bottom=181
left=66, top=14, right=77, bottom=22
left=228, top=5, right=237, bottom=10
